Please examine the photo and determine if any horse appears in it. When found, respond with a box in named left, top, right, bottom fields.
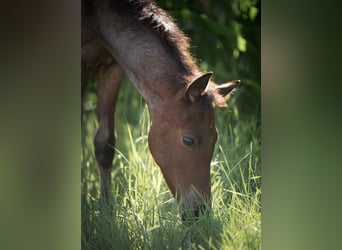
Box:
left=81, top=0, right=240, bottom=219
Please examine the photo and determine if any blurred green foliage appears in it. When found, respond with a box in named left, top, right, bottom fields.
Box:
left=157, top=0, right=260, bottom=117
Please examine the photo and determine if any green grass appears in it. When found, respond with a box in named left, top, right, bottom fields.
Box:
left=81, top=77, right=260, bottom=249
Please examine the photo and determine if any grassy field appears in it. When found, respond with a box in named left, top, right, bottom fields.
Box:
left=81, top=77, right=260, bottom=250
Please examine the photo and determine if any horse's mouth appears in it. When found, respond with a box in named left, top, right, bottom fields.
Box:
left=181, top=203, right=210, bottom=221
left=179, top=190, right=211, bottom=221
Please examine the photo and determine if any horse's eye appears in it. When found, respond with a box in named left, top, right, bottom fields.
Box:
left=182, top=136, right=196, bottom=149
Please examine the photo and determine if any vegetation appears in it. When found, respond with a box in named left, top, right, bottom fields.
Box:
left=159, top=0, right=260, bottom=116
left=82, top=0, right=260, bottom=249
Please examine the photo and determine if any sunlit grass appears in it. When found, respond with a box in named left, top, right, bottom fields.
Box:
left=81, top=78, right=260, bottom=249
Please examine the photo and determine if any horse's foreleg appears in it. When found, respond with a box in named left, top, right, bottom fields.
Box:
left=81, top=61, right=89, bottom=122
left=81, top=61, right=88, bottom=98
left=94, top=63, right=123, bottom=202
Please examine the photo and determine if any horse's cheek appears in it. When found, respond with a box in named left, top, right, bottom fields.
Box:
left=148, top=129, right=164, bottom=166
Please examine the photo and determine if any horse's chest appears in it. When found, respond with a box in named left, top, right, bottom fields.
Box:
left=81, top=39, right=114, bottom=71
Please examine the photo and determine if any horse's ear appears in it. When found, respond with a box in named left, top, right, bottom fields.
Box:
left=216, top=80, right=241, bottom=97
left=184, top=72, right=213, bottom=102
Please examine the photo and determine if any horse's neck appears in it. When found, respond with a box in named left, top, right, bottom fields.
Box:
left=98, top=14, right=197, bottom=110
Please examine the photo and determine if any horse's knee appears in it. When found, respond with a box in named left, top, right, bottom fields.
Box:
left=94, top=131, right=115, bottom=169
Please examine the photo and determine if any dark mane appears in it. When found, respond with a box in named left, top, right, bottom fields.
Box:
left=83, top=0, right=227, bottom=107
left=109, top=0, right=200, bottom=74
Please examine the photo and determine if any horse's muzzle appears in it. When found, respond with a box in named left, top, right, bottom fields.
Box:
left=181, top=203, right=210, bottom=221
left=179, top=191, right=211, bottom=221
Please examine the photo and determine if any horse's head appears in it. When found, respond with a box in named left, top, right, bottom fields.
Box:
left=148, top=72, right=240, bottom=220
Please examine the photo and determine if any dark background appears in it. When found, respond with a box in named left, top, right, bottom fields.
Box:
left=158, top=0, right=260, bottom=118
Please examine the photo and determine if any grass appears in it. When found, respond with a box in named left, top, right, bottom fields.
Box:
left=81, top=77, right=261, bottom=249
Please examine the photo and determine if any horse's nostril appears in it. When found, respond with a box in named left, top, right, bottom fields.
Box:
left=181, top=203, right=210, bottom=222
left=194, top=204, right=207, bottom=217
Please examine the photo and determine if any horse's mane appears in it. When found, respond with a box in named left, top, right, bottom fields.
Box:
left=84, top=0, right=228, bottom=107
left=109, top=0, right=200, bottom=74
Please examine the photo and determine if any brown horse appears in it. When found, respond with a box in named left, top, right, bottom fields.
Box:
left=82, top=0, right=240, bottom=219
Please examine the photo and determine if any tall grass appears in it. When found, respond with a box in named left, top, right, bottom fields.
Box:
left=82, top=77, right=260, bottom=249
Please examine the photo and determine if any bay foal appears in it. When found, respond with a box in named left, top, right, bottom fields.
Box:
left=82, top=0, right=240, bottom=218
